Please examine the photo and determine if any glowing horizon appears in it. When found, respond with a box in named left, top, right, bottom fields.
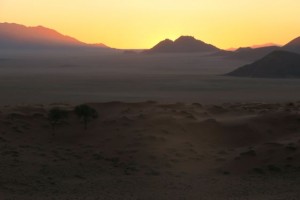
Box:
left=1, top=0, right=300, bottom=49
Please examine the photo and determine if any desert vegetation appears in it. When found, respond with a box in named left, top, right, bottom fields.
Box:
left=74, top=104, right=98, bottom=130
left=48, top=107, right=68, bottom=135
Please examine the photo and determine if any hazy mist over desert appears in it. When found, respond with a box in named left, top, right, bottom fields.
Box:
left=1, top=1, right=300, bottom=199
left=3, top=47, right=300, bottom=105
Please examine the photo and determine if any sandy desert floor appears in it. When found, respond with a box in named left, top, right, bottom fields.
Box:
left=1, top=101, right=300, bottom=199
left=3, top=52, right=300, bottom=105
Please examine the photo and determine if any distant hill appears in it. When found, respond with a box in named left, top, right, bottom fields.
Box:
left=227, top=50, right=300, bottom=78
left=0, top=23, right=108, bottom=49
left=250, top=43, right=279, bottom=49
left=283, top=36, right=300, bottom=53
left=227, top=46, right=281, bottom=61
left=90, top=43, right=108, bottom=48
left=144, top=36, right=220, bottom=53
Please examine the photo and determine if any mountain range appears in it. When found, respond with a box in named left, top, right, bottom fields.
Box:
left=1, top=22, right=300, bottom=60
left=146, top=35, right=300, bottom=62
left=0, top=23, right=107, bottom=49
left=226, top=46, right=281, bottom=61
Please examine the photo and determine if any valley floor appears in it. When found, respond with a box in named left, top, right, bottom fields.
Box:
left=1, top=101, right=300, bottom=199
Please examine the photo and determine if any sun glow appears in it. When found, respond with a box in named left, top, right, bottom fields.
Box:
left=1, top=0, right=300, bottom=49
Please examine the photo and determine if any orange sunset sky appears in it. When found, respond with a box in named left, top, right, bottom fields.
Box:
left=1, top=0, right=300, bottom=49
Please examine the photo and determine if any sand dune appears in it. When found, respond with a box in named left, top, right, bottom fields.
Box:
left=1, top=101, right=300, bottom=199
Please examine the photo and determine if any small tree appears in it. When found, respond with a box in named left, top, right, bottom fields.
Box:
left=74, top=104, right=98, bottom=130
left=48, top=107, right=68, bottom=136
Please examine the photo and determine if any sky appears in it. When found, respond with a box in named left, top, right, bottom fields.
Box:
left=1, top=0, right=300, bottom=49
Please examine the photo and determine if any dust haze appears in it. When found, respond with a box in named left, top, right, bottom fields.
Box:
left=1, top=49, right=300, bottom=105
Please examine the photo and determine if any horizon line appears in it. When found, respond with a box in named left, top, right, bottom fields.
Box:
left=0, top=21, right=289, bottom=50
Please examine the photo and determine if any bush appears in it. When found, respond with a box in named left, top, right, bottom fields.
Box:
left=74, top=104, right=98, bottom=130
left=48, top=107, right=68, bottom=135
left=267, top=165, right=282, bottom=172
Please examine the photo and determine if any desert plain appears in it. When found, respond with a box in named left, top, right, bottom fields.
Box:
left=1, top=50, right=300, bottom=199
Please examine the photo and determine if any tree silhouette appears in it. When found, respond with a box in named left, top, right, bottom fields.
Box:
left=48, top=107, right=68, bottom=136
left=74, top=104, right=98, bottom=130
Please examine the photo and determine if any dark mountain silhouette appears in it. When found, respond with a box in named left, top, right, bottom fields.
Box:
left=213, top=46, right=280, bottom=62
left=0, top=23, right=108, bottom=49
left=90, top=43, right=108, bottom=48
left=144, top=36, right=220, bottom=53
left=227, top=50, right=300, bottom=78
left=283, top=36, right=300, bottom=53
left=228, top=46, right=280, bottom=61
left=250, top=43, right=279, bottom=49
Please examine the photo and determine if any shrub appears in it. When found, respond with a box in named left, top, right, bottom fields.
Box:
left=267, top=165, right=282, bottom=172
left=48, top=107, right=68, bottom=135
left=74, top=104, right=98, bottom=130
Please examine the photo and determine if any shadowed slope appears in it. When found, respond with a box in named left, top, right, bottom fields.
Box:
left=227, top=50, right=300, bottom=78
left=283, top=36, right=300, bottom=53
